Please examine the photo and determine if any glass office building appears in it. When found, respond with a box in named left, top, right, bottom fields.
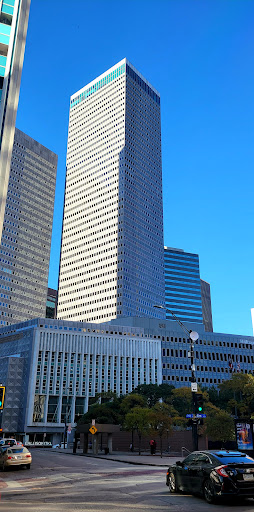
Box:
left=164, top=246, right=203, bottom=325
left=0, top=0, right=30, bottom=242
left=58, top=59, right=165, bottom=323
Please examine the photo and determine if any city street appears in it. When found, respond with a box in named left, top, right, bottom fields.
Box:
left=0, top=450, right=254, bottom=511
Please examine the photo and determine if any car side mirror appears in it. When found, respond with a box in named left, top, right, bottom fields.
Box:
left=176, top=460, right=183, bottom=466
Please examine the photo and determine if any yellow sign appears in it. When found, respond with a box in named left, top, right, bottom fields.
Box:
left=89, top=426, right=98, bottom=435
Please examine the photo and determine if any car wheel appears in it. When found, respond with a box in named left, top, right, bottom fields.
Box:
left=26, top=464, right=31, bottom=470
left=203, top=479, right=215, bottom=504
left=168, top=471, right=178, bottom=493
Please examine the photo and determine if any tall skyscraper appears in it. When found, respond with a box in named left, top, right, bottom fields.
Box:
left=0, top=0, right=30, bottom=242
left=0, top=128, right=57, bottom=326
left=200, top=279, right=213, bottom=332
left=57, top=58, right=165, bottom=323
left=164, top=246, right=204, bottom=325
left=46, top=287, right=57, bottom=319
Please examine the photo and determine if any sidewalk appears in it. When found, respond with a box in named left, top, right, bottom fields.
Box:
left=49, top=447, right=183, bottom=467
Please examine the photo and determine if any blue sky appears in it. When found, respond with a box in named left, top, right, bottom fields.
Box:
left=16, top=0, right=254, bottom=336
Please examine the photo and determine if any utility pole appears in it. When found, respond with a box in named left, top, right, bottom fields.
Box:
left=154, top=305, right=199, bottom=451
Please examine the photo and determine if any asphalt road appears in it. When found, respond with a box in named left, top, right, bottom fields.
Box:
left=1, top=449, right=254, bottom=512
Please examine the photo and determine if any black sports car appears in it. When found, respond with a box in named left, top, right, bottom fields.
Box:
left=166, top=450, right=254, bottom=503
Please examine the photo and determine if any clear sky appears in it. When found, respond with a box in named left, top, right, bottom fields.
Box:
left=16, top=0, right=254, bottom=336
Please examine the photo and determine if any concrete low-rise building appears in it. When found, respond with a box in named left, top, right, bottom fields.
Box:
left=0, top=318, right=161, bottom=443
left=1, top=316, right=254, bottom=443
left=109, top=317, right=254, bottom=388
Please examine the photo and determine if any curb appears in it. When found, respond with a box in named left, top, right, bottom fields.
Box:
left=49, top=449, right=170, bottom=467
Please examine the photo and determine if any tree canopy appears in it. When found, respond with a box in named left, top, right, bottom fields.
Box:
left=77, top=374, right=254, bottom=446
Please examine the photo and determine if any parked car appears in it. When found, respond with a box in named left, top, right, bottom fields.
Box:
left=0, top=438, right=18, bottom=447
left=0, top=446, right=32, bottom=470
left=166, top=450, right=254, bottom=503
left=52, top=442, right=66, bottom=449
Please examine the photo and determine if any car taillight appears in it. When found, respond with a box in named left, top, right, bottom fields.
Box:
left=215, top=465, right=229, bottom=477
left=25, top=454, right=31, bottom=458
left=7, top=456, right=12, bottom=459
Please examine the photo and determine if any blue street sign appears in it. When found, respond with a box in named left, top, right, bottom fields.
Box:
left=186, top=413, right=207, bottom=419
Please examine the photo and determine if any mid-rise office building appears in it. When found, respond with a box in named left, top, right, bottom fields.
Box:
left=0, top=128, right=57, bottom=325
left=109, top=316, right=254, bottom=388
left=0, top=0, right=30, bottom=242
left=164, top=247, right=204, bottom=325
left=0, top=316, right=253, bottom=439
left=0, top=317, right=162, bottom=440
left=57, top=58, right=165, bottom=323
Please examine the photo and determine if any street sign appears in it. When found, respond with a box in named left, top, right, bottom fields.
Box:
left=191, top=382, right=197, bottom=392
left=92, top=419, right=95, bottom=426
left=186, top=413, right=206, bottom=419
left=89, top=426, right=98, bottom=435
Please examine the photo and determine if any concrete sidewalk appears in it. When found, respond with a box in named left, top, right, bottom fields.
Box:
left=49, top=447, right=183, bottom=467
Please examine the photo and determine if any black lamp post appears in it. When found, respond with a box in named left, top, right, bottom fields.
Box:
left=64, top=388, right=71, bottom=449
left=154, top=305, right=199, bottom=451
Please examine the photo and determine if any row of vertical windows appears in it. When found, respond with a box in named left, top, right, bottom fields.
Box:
left=70, top=63, right=125, bottom=108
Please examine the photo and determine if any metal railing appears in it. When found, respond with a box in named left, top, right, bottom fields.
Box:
left=181, top=446, right=191, bottom=458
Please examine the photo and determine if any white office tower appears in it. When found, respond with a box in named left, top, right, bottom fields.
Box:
left=0, top=128, right=57, bottom=326
left=58, top=58, right=165, bottom=323
left=0, top=0, right=31, bottom=242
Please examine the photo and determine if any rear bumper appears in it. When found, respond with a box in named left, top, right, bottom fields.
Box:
left=214, top=482, right=254, bottom=499
left=5, top=460, right=31, bottom=467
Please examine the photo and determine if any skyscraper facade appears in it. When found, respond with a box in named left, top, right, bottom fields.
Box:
left=57, top=58, right=165, bottom=323
left=0, top=128, right=57, bottom=326
left=164, top=246, right=203, bottom=325
left=46, top=287, right=57, bottom=319
left=200, top=279, right=213, bottom=332
left=0, top=0, right=30, bottom=242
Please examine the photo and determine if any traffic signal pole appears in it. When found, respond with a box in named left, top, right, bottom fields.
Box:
left=154, top=305, right=199, bottom=452
left=0, top=386, right=5, bottom=435
left=190, top=345, right=198, bottom=451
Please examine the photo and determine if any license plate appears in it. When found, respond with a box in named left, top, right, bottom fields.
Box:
left=243, top=474, right=254, bottom=481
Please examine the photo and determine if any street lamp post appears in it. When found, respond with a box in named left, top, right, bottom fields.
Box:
left=154, top=305, right=199, bottom=451
left=64, top=388, right=71, bottom=449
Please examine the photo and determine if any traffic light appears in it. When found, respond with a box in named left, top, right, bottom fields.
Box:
left=0, top=386, right=5, bottom=409
left=195, top=393, right=203, bottom=413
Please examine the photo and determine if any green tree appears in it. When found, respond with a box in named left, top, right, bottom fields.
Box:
left=201, top=385, right=221, bottom=408
left=133, top=383, right=174, bottom=407
left=170, top=387, right=193, bottom=417
left=219, top=373, right=254, bottom=417
left=120, top=393, right=146, bottom=414
left=205, top=408, right=235, bottom=444
left=149, top=403, right=172, bottom=457
left=125, top=407, right=151, bottom=455
left=78, top=397, right=123, bottom=425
